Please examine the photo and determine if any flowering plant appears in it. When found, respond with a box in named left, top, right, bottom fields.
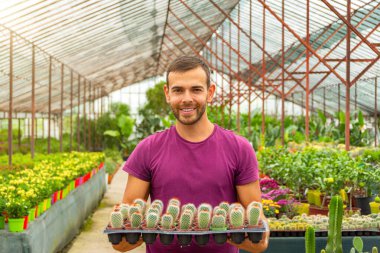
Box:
left=260, top=178, right=279, bottom=192
left=262, top=199, right=281, bottom=217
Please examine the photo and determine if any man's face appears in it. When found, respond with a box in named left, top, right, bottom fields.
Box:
left=164, top=67, right=215, bottom=126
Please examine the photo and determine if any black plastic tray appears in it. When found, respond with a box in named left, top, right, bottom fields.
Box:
left=104, top=221, right=269, bottom=246
left=269, top=229, right=380, bottom=238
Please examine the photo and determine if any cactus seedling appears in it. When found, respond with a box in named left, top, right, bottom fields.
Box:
left=130, top=212, right=143, bottom=229
left=179, top=210, right=194, bottom=230
left=247, top=205, right=261, bottom=226
left=214, top=207, right=227, bottom=218
left=211, top=214, right=227, bottom=230
left=197, top=210, right=211, bottom=230
left=248, top=201, right=262, bottom=210
left=128, top=204, right=141, bottom=220
left=110, top=211, right=123, bottom=228
left=167, top=204, right=180, bottom=221
left=161, top=213, right=174, bottom=230
left=120, top=204, right=129, bottom=220
left=182, top=203, right=197, bottom=215
left=198, top=203, right=212, bottom=214
left=133, top=199, right=147, bottom=213
left=168, top=198, right=181, bottom=206
left=145, top=212, right=159, bottom=229
left=229, top=207, right=244, bottom=228
left=219, top=202, right=230, bottom=214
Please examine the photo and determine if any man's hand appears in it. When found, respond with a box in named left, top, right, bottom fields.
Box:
left=227, top=230, right=269, bottom=253
left=112, top=236, right=144, bottom=252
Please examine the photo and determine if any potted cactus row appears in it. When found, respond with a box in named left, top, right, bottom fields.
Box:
left=106, top=198, right=266, bottom=246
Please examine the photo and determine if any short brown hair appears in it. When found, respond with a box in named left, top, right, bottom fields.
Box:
left=166, top=56, right=211, bottom=88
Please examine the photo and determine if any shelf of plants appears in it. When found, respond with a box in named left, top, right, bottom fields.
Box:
left=0, top=152, right=105, bottom=233
left=104, top=198, right=268, bottom=246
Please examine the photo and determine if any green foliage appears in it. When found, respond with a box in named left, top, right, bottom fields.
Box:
left=352, top=237, right=363, bottom=253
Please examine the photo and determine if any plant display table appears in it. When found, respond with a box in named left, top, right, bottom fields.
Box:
left=0, top=169, right=106, bottom=253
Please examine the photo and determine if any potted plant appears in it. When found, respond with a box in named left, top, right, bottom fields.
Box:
left=369, top=196, right=380, bottom=214
left=177, top=210, right=194, bottom=246
left=194, top=210, right=211, bottom=246
left=229, top=207, right=245, bottom=244
left=6, top=199, right=29, bottom=232
left=142, top=211, right=159, bottom=244
left=0, top=198, right=5, bottom=229
left=159, top=213, right=175, bottom=245
left=210, top=214, right=228, bottom=244
left=108, top=211, right=124, bottom=245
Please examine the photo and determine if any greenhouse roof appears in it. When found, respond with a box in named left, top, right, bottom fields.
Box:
left=0, top=0, right=379, bottom=116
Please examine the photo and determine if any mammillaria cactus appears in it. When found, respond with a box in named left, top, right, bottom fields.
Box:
left=147, top=207, right=160, bottom=215
left=167, top=204, right=180, bottom=221
left=229, top=207, right=244, bottom=228
left=211, top=214, right=226, bottom=230
left=247, top=204, right=261, bottom=226
left=219, top=202, right=229, bottom=213
left=214, top=207, right=227, bottom=218
left=130, top=212, right=143, bottom=229
left=128, top=204, right=141, bottom=220
left=161, top=213, right=174, bottom=230
left=247, top=201, right=262, bottom=210
left=197, top=210, right=211, bottom=230
left=182, top=203, right=197, bottom=215
left=229, top=203, right=245, bottom=214
left=179, top=210, right=193, bottom=230
left=198, top=203, right=212, bottom=214
left=120, top=204, right=129, bottom=220
left=110, top=211, right=123, bottom=228
left=168, top=198, right=181, bottom=206
left=133, top=199, right=147, bottom=214
left=145, top=212, right=159, bottom=229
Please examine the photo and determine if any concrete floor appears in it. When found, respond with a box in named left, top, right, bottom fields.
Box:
left=64, top=165, right=146, bottom=253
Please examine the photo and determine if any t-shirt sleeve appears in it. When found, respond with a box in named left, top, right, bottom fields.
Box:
left=122, top=138, right=151, bottom=182
left=235, top=136, right=259, bottom=185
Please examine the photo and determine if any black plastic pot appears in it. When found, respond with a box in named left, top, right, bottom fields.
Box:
left=142, top=233, right=157, bottom=244
left=355, top=196, right=372, bottom=215
left=126, top=232, right=140, bottom=244
left=108, top=233, right=122, bottom=245
left=194, top=234, right=209, bottom=246
left=177, top=234, right=192, bottom=246
left=213, top=233, right=227, bottom=244
left=160, top=234, right=174, bottom=245
left=230, top=232, right=245, bottom=244
left=248, top=232, right=263, bottom=243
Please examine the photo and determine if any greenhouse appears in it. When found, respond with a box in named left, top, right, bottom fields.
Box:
left=0, top=0, right=380, bottom=253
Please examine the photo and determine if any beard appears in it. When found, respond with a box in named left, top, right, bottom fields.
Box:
left=171, top=102, right=206, bottom=126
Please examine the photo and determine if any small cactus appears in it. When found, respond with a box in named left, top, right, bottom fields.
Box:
left=372, top=247, right=378, bottom=253
left=130, top=212, right=143, bottom=229
left=120, top=204, right=129, bottom=220
left=211, top=214, right=226, bottom=230
left=198, top=203, right=212, bottom=214
left=133, top=199, right=146, bottom=213
left=168, top=198, right=181, bottom=206
left=152, top=199, right=164, bottom=208
left=214, top=207, right=227, bottom=217
left=183, top=203, right=197, bottom=215
left=167, top=204, right=180, bottom=221
left=128, top=204, right=141, bottom=220
left=161, top=213, right=174, bottom=230
left=179, top=210, right=193, bottom=230
left=320, top=250, right=326, bottom=253
left=247, top=205, right=261, bottom=226
left=145, top=212, right=159, bottom=229
left=247, top=201, right=262, bottom=210
left=197, top=210, right=211, bottom=230
left=325, top=196, right=343, bottom=253
left=219, top=201, right=230, bottom=213
left=110, top=211, right=123, bottom=228
left=147, top=207, right=160, bottom=215
left=229, top=207, right=244, bottom=228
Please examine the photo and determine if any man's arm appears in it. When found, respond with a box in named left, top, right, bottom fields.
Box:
left=228, top=180, right=269, bottom=253
left=112, top=174, right=150, bottom=252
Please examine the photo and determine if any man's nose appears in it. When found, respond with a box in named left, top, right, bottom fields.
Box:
left=182, top=90, right=193, bottom=102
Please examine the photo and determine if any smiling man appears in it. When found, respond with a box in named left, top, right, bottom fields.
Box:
left=113, top=56, right=268, bottom=253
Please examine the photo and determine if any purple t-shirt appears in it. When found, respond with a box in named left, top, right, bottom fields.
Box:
left=123, top=124, right=259, bottom=253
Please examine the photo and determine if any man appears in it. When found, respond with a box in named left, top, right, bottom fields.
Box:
left=113, top=56, right=268, bottom=253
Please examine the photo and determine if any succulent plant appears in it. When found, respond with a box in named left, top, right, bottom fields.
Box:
left=145, top=212, right=159, bottom=229
left=247, top=201, right=262, bottom=210
left=147, top=207, right=160, bottom=215
left=167, top=204, right=180, bottom=221
left=372, top=247, right=378, bottom=253
left=161, top=213, right=174, bottom=230
left=197, top=210, right=211, bottom=230
left=352, top=237, right=363, bottom=253
left=305, top=226, right=315, bottom=253
left=179, top=210, right=193, bottom=230
left=214, top=207, right=227, bottom=218
left=128, top=204, right=141, bottom=220
left=211, top=214, right=226, bottom=230
left=229, top=203, right=244, bottom=213
left=110, top=211, right=123, bottom=228
left=152, top=199, right=164, bottom=208
left=198, top=203, right=212, bottom=214
left=229, top=207, right=244, bottom=228
left=130, top=212, right=143, bottom=229
left=168, top=198, right=181, bottom=206
left=325, top=196, right=343, bottom=253
left=133, top=199, right=147, bottom=213
left=182, top=203, right=197, bottom=215
left=247, top=205, right=261, bottom=226
left=120, top=204, right=129, bottom=220
left=219, top=201, right=230, bottom=214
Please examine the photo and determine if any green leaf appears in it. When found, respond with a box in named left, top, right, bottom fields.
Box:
left=104, top=130, right=120, bottom=137
left=353, top=237, right=363, bottom=252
